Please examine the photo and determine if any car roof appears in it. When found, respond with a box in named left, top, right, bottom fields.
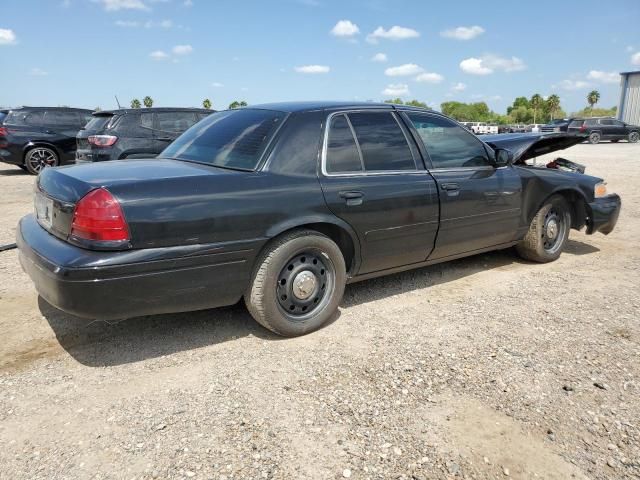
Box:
left=246, top=101, right=447, bottom=117
left=10, top=106, right=92, bottom=112
left=97, top=107, right=212, bottom=115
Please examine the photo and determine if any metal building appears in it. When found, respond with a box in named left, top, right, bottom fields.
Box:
left=618, top=71, right=640, bottom=125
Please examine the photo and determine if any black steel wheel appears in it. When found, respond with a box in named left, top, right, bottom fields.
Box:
left=25, top=147, right=58, bottom=175
left=516, top=195, right=571, bottom=263
left=245, top=229, right=346, bottom=337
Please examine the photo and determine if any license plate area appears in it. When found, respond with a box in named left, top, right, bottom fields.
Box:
left=35, top=192, right=54, bottom=230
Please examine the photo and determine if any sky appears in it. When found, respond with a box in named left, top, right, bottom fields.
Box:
left=1, top=0, right=640, bottom=114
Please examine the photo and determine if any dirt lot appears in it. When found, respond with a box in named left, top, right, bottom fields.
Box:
left=0, top=143, right=639, bottom=480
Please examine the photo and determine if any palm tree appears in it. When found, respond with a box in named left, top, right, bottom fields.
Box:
left=143, top=96, right=154, bottom=108
left=530, top=94, right=543, bottom=123
left=587, top=90, right=600, bottom=116
left=546, top=94, right=560, bottom=120
left=130, top=98, right=141, bottom=109
left=202, top=98, right=212, bottom=109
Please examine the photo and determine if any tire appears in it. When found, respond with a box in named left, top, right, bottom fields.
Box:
left=24, top=147, right=59, bottom=175
left=245, top=229, right=347, bottom=337
left=588, top=132, right=601, bottom=144
left=516, top=195, right=571, bottom=263
left=629, top=131, right=640, bottom=143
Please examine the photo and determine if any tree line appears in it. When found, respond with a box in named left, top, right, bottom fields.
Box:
left=127, top=97, right=248, bottom=110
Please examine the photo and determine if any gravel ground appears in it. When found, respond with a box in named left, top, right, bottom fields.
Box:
left=0, top=143, right=639, bottom=480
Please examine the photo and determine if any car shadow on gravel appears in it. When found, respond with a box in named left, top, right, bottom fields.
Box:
left=38, top=240, right=597, bottom=367
left=38, top=297, right=284, bottom=367
left=0, top=168, right=28, bottom=176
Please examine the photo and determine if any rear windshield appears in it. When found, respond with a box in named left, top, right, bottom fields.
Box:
left=83, top=115, right=115, bottom=131
left=159, top=109, right=286, bottom=170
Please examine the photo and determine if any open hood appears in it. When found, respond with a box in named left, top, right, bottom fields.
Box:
left=482, top=132, right=587, bottom=163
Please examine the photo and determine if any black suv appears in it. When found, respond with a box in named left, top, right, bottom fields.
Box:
left=0, top=107, right=93, bottom=174
left=541, top=118, right=574, bottom=133
left=568, top=117, right=640, bottom=144
left=76, top=108, right=212, bottom=163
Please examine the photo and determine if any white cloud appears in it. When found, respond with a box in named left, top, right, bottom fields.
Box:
left=632, top=51, right=640, bottom=66
left=382, top=83, right=410, bottom=96
left=211, top=82, right=224, bottom=87
left=440, top=25, right=485, bottom=40
left=294, top=64, right=330, bottom=74
left=587, top=70, right=619, bottom=84
left=385, top=63, right=423, bottom=77
left=459, top=57, right=492, bottom=75
left=451, top=82, right=467, bottom=92
left=150, top=50, right=168, bottom=60
left=29, top=67, right=48, bottom=76
left=172, top=44, right=193, bottom=55
left=415, top=72, right=444, bottom=84
left=330, top=20, right=359, bottom=37
left=555, top=79, right=591, bottom=91
left=0, top=28, right=17, bottom=45
left=115, top=20, right=139, bottom=27
left=460, top=54, right=526, bottom=75
left=366, top=25, right=419, bottom=44
left=371, top=53, right=387, bottom=63
left=98, top=0, right=149, bottom=11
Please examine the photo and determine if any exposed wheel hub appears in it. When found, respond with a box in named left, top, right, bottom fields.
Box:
left=276, top=252, right=332, bottom=318
left=542, top=209, right=566, bottom=253
left=545, top=218, right=558, bottom=240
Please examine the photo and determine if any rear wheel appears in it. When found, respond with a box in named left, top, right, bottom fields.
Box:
left=588, top=132, right=601, bottom=144
left=629, top=131, right=640, bottom=143
left=245, top=230, right=346, bottom=337
left=516, top=195, right=571, bottom=263
left=24, top=147, right=58, bottom=175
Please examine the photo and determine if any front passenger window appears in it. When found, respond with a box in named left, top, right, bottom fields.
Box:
left=407, top=113, right=491, bottom=169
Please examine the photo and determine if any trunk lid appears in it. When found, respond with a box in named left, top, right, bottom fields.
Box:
left=36, top=159, right=246, bottom=246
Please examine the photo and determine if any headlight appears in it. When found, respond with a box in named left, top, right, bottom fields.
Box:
left=594, top=182, right=608, bottom=198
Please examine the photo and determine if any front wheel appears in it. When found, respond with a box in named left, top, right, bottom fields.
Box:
left=588, top=132, right=601, bottom=144
left=516, top=195, right=571, bottom=263
left=24, top=147, right=59, bottom=175
left=629, top=132, right=640, bottom=143
left=245, top=230, right=346, bottom=337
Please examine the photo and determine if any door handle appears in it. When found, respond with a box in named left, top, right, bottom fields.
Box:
left=440, top=183, right=459, bottom=191
left=338, top=191, right=364, bottom=206
left=157, top=137, right=173, bottom=141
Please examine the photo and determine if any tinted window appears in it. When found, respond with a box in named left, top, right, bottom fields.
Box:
left=159, top=109, right=286, bottom=170
left=0, top=112, right=7, bottom=124
left=408, top=113, right=491, bottom=169
left=600, top=119, right=613, bottom=125
left=613, top=120, right=625, bottom=127
left=325, top=114, right=362, bottom=173
left=140, top=113, right=153, bottom=129
left=585, top=119, right=598, bottom=126
left=347, top=112, right=415, bottom=171
left=84, top=115, right=113, bottom=131
left=197, top=112, right=211, bottom=121
left=569, top=120, right=583, bottom=128
left=156, top=111, right=197, bottom=132
left=5, top=110, right=44, bottom=126
left=44, top=110, right=80, bottom=125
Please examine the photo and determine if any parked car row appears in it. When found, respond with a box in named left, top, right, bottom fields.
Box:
left=0, top=106, right=213, bottom=174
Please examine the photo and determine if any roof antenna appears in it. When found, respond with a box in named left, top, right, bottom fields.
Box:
left=114, top=95, right=122, bottom=109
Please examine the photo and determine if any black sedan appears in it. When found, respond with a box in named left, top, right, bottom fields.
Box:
left=17, top=102, right=621, bottom=336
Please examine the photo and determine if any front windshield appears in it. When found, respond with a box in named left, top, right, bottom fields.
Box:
left=159, top=109, right=286, bottom=170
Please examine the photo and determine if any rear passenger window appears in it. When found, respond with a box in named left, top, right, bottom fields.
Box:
left=585, top=119, right=598, bottom=126
left=140, top=113, right=153, bottom=129
left=348, top=112, right=415, bottom=171
left=407, top=113, right=491, bottom=169
left=156, top=112, right=197, bottom=133
left=568, top=120, right=583, bottom=128
left=325, top=114, right=362, bottom=173
left=6, top=110, right=44, bottom=126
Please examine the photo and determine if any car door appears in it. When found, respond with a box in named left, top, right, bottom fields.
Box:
left=609, top=119, right=628, bottom=139
left=318, top=110, right=439, bottom=275
left=42, top=110, right=84, bottom=159
left=598, top=119, right=615, bottom=139
left=402, top=111, right=522, bottom=260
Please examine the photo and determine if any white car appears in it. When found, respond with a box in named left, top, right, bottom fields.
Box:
left=527, top=124, right=546, bottom=133
left=461, top=122, right=498, bottom=135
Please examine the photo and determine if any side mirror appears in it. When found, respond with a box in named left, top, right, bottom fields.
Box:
left=495, top=148, right=513, bottom=167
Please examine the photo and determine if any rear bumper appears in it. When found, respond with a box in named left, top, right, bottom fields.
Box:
left=586, top=194, right=621, bottom=235
left=17, top=214, right=255, bottom=320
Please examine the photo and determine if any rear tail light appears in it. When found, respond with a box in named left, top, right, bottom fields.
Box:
left=579, top=124, right=587, bottom=133
left=88, top=135, right=118, bottom=147
left=70, top=188, right=130, bottom=243
left=0, top=127, right=8, bottom=136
